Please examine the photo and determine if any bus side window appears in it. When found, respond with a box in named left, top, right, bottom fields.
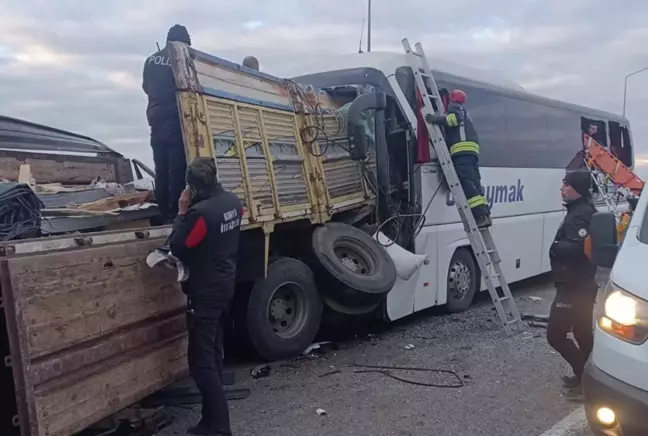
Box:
left=620, top=124, right=633, bottom=168
left=582, top=117, right=607, bottom=147
left=608, top=121, right=633, bottom=168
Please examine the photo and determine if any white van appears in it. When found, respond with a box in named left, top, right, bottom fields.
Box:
left=585, top=192, right=648, bottom=435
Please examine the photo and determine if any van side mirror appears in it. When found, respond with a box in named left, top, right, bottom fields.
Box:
left=590, top=212, right=618, bottom=268
left=347, top=91, right=387, bottom=161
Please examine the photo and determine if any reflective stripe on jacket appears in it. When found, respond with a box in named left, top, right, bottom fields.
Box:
left=443, top=102, right=480, bottom=157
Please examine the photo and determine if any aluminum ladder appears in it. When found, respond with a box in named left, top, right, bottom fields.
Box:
left=402, top=38, right=522, bottom=335
left=585, top=161, right=622, bottom=218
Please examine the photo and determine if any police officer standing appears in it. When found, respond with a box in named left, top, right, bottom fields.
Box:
left=142, top=25, right=191, bottom=223
left=169, top=157, right=243, bottom=436
left=547, top=170, right=598, bottom=400
left=425, top=89, right=491, bottom=228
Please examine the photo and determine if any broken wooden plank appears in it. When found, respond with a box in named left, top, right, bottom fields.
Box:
left=18, top=164, right=34, bottom=186
left=0, top=150, right=131, bottom=185
left=77, top=192, right=150, bottom=212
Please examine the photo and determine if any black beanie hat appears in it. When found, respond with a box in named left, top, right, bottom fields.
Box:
left=167, top=24, right=191, bottom=45
left=563, top=170, right=592, bottom=197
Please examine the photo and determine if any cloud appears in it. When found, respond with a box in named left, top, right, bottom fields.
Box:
left=0, top=0, right=646, bottom=169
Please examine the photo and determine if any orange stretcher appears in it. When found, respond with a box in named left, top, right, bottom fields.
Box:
left=583, top=134, right=644, bottom=195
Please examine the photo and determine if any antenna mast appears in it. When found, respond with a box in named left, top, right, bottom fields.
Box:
left=367, top=0, right=372, bottom=52
left=358, top=18, right=365, bottom=53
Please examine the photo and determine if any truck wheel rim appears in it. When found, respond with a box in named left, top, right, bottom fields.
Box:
left=448, top=261, right=471, bottom=300
left=268, top=282, right=308, bottom=339
left=333, top=238, right=376, bottom=276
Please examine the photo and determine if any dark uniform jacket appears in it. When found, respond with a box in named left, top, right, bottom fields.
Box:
left=550, top=196, right=597, bottom=286
left=169, top=185, right=243, bottom=316
left=142, top=46, right=181, bottom=139
left=429, top=102, right=480, bottom=157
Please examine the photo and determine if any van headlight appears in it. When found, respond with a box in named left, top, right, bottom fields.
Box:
left=599, top=284, right=648, bottom=344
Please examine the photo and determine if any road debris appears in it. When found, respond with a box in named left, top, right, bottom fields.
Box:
left=353, top=363, right=464, bottom=388
left=318, top=369, right=342, bottom=378
left=404, top=344, right=416, bottom=350
left=316, top=408, right=327, bottom=416
left=521, top=313, right=549, bottom=322
left=303, top=341, right=334, bottom=356
left=251, top=364, right=271, bottom=379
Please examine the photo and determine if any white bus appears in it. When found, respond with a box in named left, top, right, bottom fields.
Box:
left=287, top=51, right=634, bottom=321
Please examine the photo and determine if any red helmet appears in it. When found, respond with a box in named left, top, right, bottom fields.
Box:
left=449, top=89, right=466, bottom=104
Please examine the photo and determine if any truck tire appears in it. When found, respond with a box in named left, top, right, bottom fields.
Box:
left=246, top=257, right=322, bottom=361
left=311, top=222, right=397, bottom=309
left=446, top=248, right=478, bottom=313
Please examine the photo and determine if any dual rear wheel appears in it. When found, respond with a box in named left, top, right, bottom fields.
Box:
left=239, top=224, right=478, bottom=361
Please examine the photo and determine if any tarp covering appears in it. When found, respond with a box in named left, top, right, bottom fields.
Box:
left=0, top=182, right=44, bottom=240
left=0, top=115, right=118, bottom=155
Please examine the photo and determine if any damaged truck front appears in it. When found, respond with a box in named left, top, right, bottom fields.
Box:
left=1, top=42, right=417, bottom=436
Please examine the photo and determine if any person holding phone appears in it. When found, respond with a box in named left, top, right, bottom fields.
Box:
left=169, top=157, right=243, bottom=436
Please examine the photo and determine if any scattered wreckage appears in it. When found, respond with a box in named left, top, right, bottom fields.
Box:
left=0, top=40, right=430, bottom=436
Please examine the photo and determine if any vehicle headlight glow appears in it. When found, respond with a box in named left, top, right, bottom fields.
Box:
left=599, top=284, right=648, bottom=345
left=605, top=291, right=638, bottom=326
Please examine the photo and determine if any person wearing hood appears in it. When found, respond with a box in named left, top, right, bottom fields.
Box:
left=547, top=169, right=598, bottom=401
left=169, top=157, right=243, bottom=436
left=142, top=24, right=192, bottom=223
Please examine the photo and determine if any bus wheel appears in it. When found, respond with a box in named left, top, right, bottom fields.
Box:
left=311, top=222, right=397, bottom=309
left=446, top=248, right=478, bottom=313
left=246, top=257, right=322, bottom=361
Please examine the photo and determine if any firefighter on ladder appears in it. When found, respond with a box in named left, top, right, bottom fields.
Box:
left=425, top=89, right=492, bottom=228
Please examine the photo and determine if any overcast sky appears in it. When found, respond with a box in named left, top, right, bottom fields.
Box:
left=1, top=0, right=647, bottom=175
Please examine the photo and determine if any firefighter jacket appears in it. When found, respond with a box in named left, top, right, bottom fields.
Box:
left=142, top=46, right=182, bottom=139
left=550, top=196, right=597, bottom=286
left=426, top=102, right=480, bottom=157
left=169, top=184, right=243, bottom=316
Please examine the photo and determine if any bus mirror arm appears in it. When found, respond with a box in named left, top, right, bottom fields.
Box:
left=347, top=91, right=387, bottom=161
left=590, top=211, right=619, bottom=268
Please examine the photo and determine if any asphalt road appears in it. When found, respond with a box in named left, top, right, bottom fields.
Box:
left=158, top=271, right=610, bottom=436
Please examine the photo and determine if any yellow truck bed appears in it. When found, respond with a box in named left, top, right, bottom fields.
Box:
left=169, top=42, right=375, bottom=231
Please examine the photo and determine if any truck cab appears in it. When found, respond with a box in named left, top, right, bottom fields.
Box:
left=586, top=191, right=648, bottom=435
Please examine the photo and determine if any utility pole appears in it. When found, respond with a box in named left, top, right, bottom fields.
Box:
left=623, top=67, right=648, bottom=117
left=367, top=0, right=372, bottom=52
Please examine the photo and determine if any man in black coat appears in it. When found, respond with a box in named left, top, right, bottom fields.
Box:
left=169, top=157, right=243, bottom=436
left=143, top=24, right=191, bottom=223
left=547, top=169, right=598, bottom=399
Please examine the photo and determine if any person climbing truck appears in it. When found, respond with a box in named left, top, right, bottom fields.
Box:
left=425, top=89, right=491, bottom=228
